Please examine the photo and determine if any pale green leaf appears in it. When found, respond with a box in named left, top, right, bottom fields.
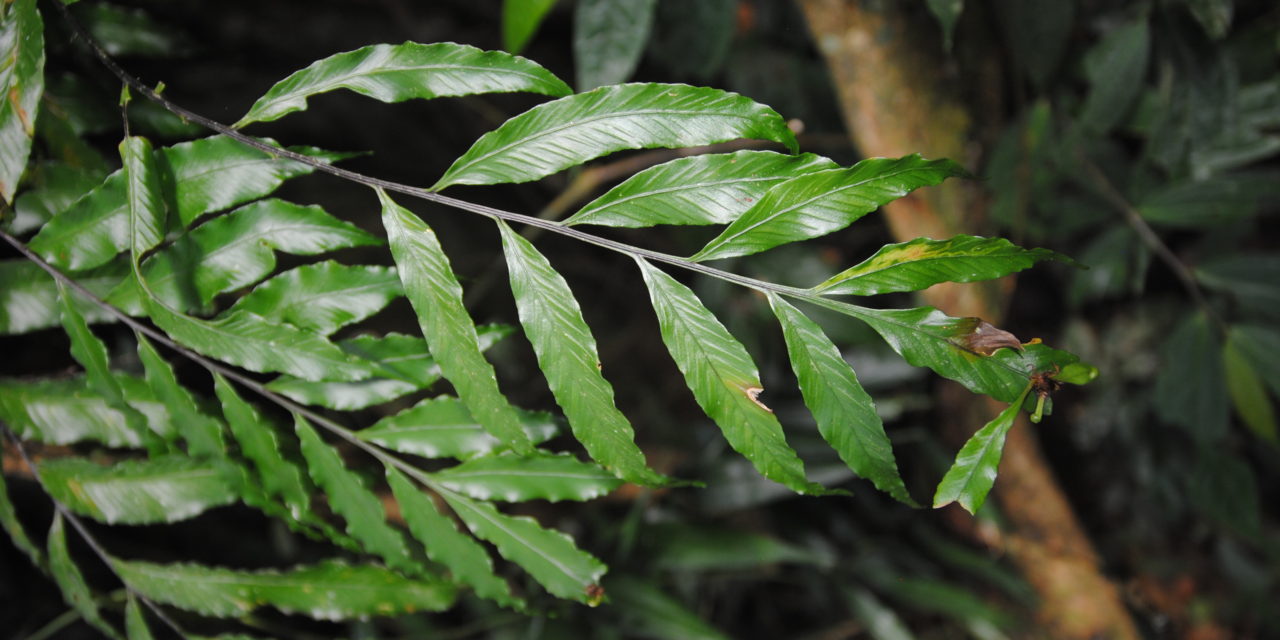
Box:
left=136, top=335, right=226, bottom=458
left=498, top=220, right=671, bottom=485
left=1223, top=331, right=1277, bottom=443
left=294, top=414, right=417, bottom=574
left=38, top=456, right=238, bottom=524
left=265, top=328, right=509, bottom=411
left=607, top=577, right=729, bottom=640
left=933, top=385, right=1031, bottom=513
left=692, top=155, right=966, bottom=262
left=1079, top=20, right=1149, bottom=134
left=225, top=262, right=401, bottom=335
left=503, top=0, right=558, bottom=54
left=441, top=489, right=606, bottom=604
left=0, top=376, right=173, bottom=448
left=0, top=0, right=44, bottom=204
left=49, top=513, right=123, bottom=639
left=768, top=293, right=915, bottom=505
left=358, top=396, right=557, bottom=459
left=1230, top=325, right=1280, bottom=399
left=125, top=595, right=153, bottom=640
left=380, top=189, right=534, bottom=455
left=114, top=558, right=457, bottom=620
left=0, top=468, right=44, bottom=570
left=237, top=42, right=571, bottom=127
left=565, top=150, right=837, bottom=228
left=29, top=136, right=345, bottom=270
left=385, top=468, right=521, bottom=608
left=636, top=258, right=830, bottom=495
left=433, top=83, right=798, bottom=189
left=813, top=235, right=1070, bottom=296
left=109, top=199, right=379, bottom=314
left=1153, top=313, right=1228, bottom=442
left=574, top=0, right=656, bottom=90
left=0, top=259, right=126, bottom=334
left=214, top=375, right=312, bottom=519
left=431, top=452, right=621, bottom=502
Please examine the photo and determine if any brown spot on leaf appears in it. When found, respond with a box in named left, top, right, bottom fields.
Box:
left=744, top=386, right=773, bottom=413
left=954, top=318, right=1023, bottom=356
left=584, top=583, right=605, bottom=606
left=9, top=87, right=32, bottom=136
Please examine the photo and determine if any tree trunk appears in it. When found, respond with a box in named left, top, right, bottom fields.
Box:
left=796, top=1, right=1139, bottom=637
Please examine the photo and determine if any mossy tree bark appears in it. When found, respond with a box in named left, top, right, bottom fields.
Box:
left=796, top=1, right=1139, bottom=637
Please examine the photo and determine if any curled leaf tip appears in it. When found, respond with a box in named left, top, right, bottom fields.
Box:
left=744, top=386, right=772, bottom=413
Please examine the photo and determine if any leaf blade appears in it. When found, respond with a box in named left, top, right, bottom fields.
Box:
left=48, top=513, right=122, bottom=639
left=224, top=262, right=401, bottom=335
left=358, top=396, right=557, bottom=460
left=574, top=0, right=657, bottom=90
left=932, top=386, right=1031, bottom=514
left=636, top=258, right=829, bottom=495
left=214, top=375, right=312, bottom=519
left=379, top=189, right=534, bottom=455
left=38, top=456, right=238, bottom=525
left=237, top=42, right=571, bottom=127
left=692, top=155, right=966, bottom=261
left=431, top=452, right=622, bottom=502
left=434, top=83, right=798, bottom=188
left=0, top=0, right=44, bottom=204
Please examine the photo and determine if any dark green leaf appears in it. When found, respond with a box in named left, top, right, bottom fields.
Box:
left=358, top=396, right=557, bottom=459
left=1183, top=0, right=1232, bottom=40
left=0, top=376, right=172, bottom=448
left=0, top=260, right=126, bottom=334
left=0, top=0, right=44, bottom=204
left=1230, top=325, right=1280, bottom=399
left=1153, top=313, right=1228, bottom=442
left=846, top=587, right=914, bottom=640
left=125, top=595, right=153, bottom=640
left=136, top=335, right=226, bottom=457
left=768, top=293, right=915, bottom=505
left=114, top=558, right=457, bottom=620
left=503, top=0, right=558, bottom=54
left=237, top=42, right=572, bottom=127
left=649, top=524, right=825, bottom=570
left=498, top=220, right=671, bottom=485
left=607, top=577, right=729, bottom=640
left=441, top=489, right=606, bottom=604
left=691, top=155, right=966, bottom=261
left=10, top=162, right=105, bottom=234
left=380, top=189, right=534, bottom=455
left=295, top=414, right=417, bottom=574
left=1079, top=20, right=1150, bottom=134
left=80, top=3, right=180, bottom=58
left=224, top=262, right=400, bottom=335
left=38, top=456, right=238, bottom=524
left=48, top=513, right=122, bottom=639
left=637, top=259, right=830, bottom=495
left=0, top=468, right=43, bottom=570
left=30, top=137, right=344, bottom=270
left=925, top=0, right=963, bottom=50
left=995, top=0, right=1072, bottom=88
left=431, top=452, right=622, bottom=502
left=647, top=0, right=735, bottom=80
left=1197, top=253, right=1280, bottom=320
left=385, top=468, right=521, bottom=608
left=1223, top=331, right=1277, bottom=443
left=433, top=83, right=798, bottom=188
left=110, top=199, right=379, bottom=313
left=574, top=0, right=656, bottom=90
left=214, top=375, right=312, bottom=518
left=565, top=150, right=837, bottom=228
left=1138, top=175, right=1273, bottom=228
left=1188, top=450, right=1261, bottom=538
left=932, top=385, right=1031, bottom=514
left=813, top=235, right=1070, bottom=296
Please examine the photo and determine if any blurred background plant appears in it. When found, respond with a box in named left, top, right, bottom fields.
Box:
left=1, top=0, right=1276, bottom=638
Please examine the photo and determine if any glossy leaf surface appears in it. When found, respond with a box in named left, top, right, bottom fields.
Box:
left=933, top=386, right=1031, bottom=513
left=38, top=456, right=238, bottom=524
left=574, top=0, right=656, bottom=90
left=237, top=42, right=571, bottom=127
left=214, top=375, right=312, bottom=518
left=49, top=513, right=122, bottom=639
left=10, top=162, right=106, bottom=235
left=693, top=155, right=965, bottom=261
left=814, top=235, right=1069, bottom=296
left=358, top=396, right=557, bottom=459
left=637, top=259, right=828, bottom=494
left=768, top=293, right=915, bottom=504
left=386, top=468, right=520, bottom=607
left=0, top=0, right=43, bottom=204
left=380, top=189, right=534, bottom=454
left=499, top=220, right=670, bottom=485
left=136, top=335, right=225, bottom=457
left=431, top=452, right=622, bottom=502
left=295, top=414, right=417, bottom=574
left=30, top=137, right=343, bottom=270
left=0, top=376, right=170, bottom=448
left=114, top=559, right=457, bottom=620
left=0, top=259, right=125, bottom=334
left=110, top=199, right=379, bottom=313
left=225, top=262, right=401, bottom=335
left=565, top=150, right=837, bottom=227
left=442, top=489, right=606, bottom=604
left=434, top=83, right=797, bottom=188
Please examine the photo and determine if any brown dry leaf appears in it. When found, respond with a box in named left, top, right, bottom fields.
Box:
left=744, top=386, right=773, bottom=413
left=956, top=318, right=1023, bottom=356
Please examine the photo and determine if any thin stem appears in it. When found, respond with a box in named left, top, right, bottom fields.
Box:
left=1077, top=153, right=1225, bottom=335
left=2, top=425, right=189, bottom=639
